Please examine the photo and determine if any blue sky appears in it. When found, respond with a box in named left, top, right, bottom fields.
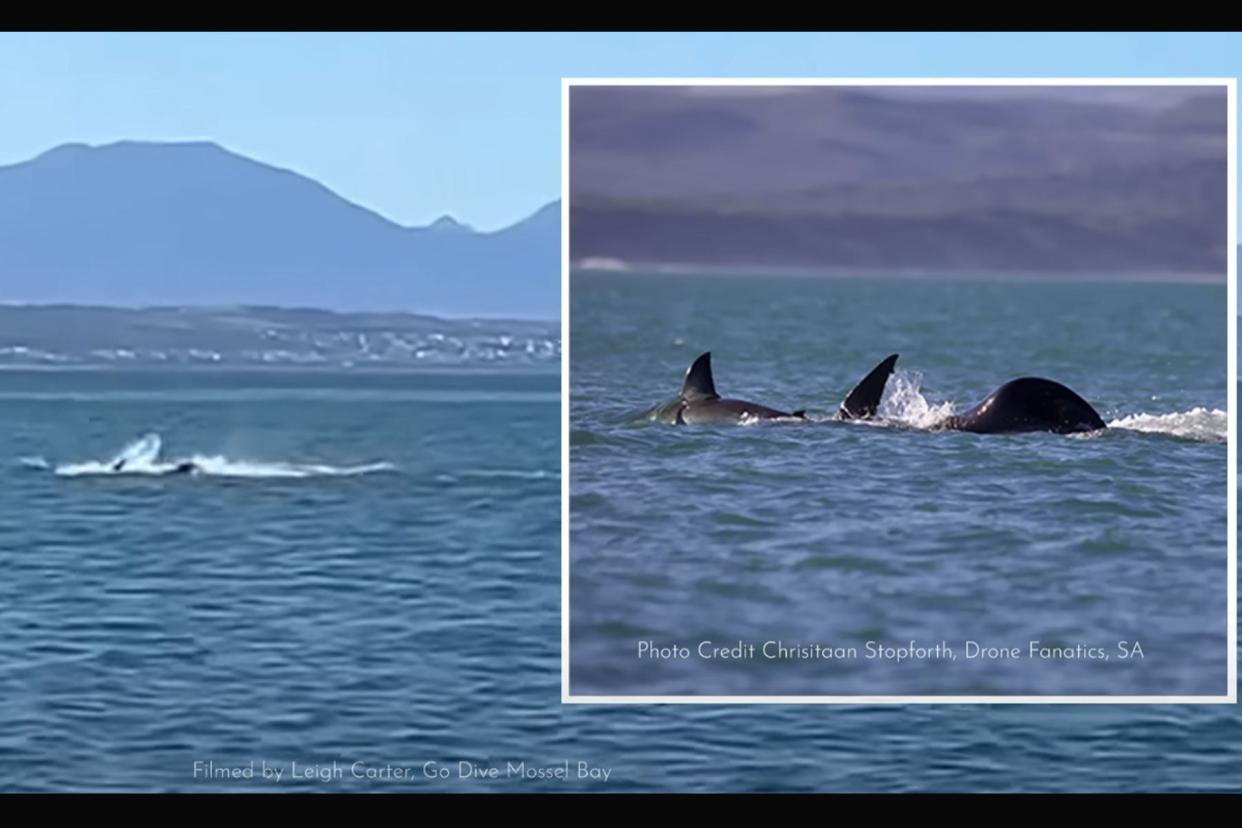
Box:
left=0, top=31, right=1237, bottom=231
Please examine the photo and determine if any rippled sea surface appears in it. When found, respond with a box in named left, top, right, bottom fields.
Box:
left=0, top=368, right=561, bottom=792
left=570, top=273, right=1227, bottom=698
left=2, top=295, right=1239, bottom=791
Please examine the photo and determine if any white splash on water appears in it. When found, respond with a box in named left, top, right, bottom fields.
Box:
left=466, top=469, right=560, bottom=480
left=434, top=469, right=560, bottom=485
left=870, top=373, right=1224, bottom=443
left=738, top=411, right=807, bottom=426
left=1108, top=408, right=1227, bottom=444
left=47, top=433, right=396, bottom=478
left=876, top=371, right=956, bottom=430
left=114, top=432, right=162, bottom=466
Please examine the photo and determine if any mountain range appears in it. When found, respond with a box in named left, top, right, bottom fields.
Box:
left=570, top=86, right=1229, bottom=277
left=0, top=141, right=559, bottom=318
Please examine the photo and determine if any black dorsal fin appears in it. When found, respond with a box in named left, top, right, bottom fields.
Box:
left=839, top=354, right=898, bottom=420
left=680, top=352, right=719, bottom=401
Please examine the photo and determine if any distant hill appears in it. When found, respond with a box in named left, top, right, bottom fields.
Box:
left=0, top=141, right=560, bottom=318
left=570, top=86, right=1228, bottom=277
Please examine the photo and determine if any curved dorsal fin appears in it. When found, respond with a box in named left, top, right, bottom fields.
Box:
left=680, top=352, right=718, bottom=401
left=839, top=354, right=898, bottom=420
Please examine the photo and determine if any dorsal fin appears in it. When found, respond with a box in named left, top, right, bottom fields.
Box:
left=839, top=354, right=898, bottom=420
left=680, top=352, right=719, bottom=401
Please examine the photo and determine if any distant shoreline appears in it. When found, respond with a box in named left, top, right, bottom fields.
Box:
left=0, top=304, right=560, bottom=371
left=0, top=302, right=559, bottom=327
left=0, top=363, right=561, bottom=376
left=571, top=259, right=1227, bottom=285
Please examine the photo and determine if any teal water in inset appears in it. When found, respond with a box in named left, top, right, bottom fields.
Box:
left=570, top=273, right=1227, bottom=697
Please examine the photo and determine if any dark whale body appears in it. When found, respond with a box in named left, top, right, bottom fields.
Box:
left=647, top=352, right=1105, bottom=435
left=648, top=352, right=800, bottom=424
left=939, top=377, right=1107, bottom=435
left=111, top=458, right=201, bottom=475
left=649, top=352, right=898, bottom=425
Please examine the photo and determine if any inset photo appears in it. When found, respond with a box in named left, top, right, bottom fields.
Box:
left=562, top=79, right=1235, bottom=702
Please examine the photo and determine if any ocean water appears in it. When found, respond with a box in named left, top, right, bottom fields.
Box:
left=1, top=303, right=1238, bottom=791
left=570, top=273, right=1228, bottom=697
left=0, top=368, right=562, bottom=792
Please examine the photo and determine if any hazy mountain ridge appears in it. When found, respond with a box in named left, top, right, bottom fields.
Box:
left=569, top=87, right=1228, bottom=276
left=0, top=141, right=559, bottom=318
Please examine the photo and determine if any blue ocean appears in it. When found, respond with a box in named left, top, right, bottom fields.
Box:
left=570, top=273, right=1227, bottom=699
left=0, top=274, right=1237, bottom=790
left=0, top=368, right=564, bottom=791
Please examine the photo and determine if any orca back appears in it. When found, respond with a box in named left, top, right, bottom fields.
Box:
left=946, top=377, right=1106, bottom=434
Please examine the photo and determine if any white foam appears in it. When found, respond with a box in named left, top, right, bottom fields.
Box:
left=458, top=469, right=560, bottom=480
left=49, top=433, right=397, bottom=478
left=1108, top=408, right=1227, bottom=444
left=53, top=456, right=396, bottom=478
left=180, top=456, right=396, bottom=478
